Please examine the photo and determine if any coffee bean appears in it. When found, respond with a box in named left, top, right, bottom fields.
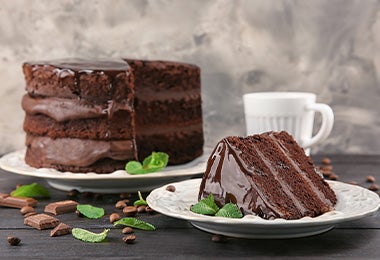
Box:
left=122, top=227, right=134, bottom=234
left=20, top=206, right=35, bottom=215
left=329, top=173, right=339, bottom=180
left=321, top=165, right=333, bottom=172
left=67, top=189, right=79, bottom=198
left=366, top=175, right=376, bottom=183
left=109, top=213, right=121, bottom=223
left=137, top=205, right=146, bottom=213
left=145, top=206, right=155, bottom=214
left=369, top=184, right=379, bottom=191
left=7, top=236, right=21, bottom=246
left=211, top=234, right=227, bottom=243
left=166, top=185, right=176, bottom=192
left=115, top=200, right=127, bottom=209
left=321, top=157, right=331, bottom=165
left=122, top=234, right=136, bottom=244
left=75, top=210, right=84, bottom=217
left=123, top=206, right=137, bottom=216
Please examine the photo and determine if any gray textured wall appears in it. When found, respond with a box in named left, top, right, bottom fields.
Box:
left=1, top=0, right=380, bottom=155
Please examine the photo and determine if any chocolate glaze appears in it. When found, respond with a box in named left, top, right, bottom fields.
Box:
left=199, top=139, right=282, bottom=219
left=26, top=58, right=130, bottom=76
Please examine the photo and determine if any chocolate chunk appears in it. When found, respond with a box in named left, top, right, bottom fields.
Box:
left=50, top=223, right=72, bottom=237
left=24, top=213, right=60, bottom=230
left=7, top=236, right=21, bottom=246
left=20, top=206, right=35, bottom=215
left=44, top=200, right=78, bottom=215
left=0, top=193, right=37, bottom=209
left=166, top=185, right=176, bottom=192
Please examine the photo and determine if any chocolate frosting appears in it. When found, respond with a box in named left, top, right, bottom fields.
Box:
left=26, top=135, right=134, bottom=167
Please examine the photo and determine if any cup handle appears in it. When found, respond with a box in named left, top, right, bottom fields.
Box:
left=302, top=103, right=334, bottom=149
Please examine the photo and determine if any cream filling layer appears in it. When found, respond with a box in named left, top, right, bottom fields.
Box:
left=22, top=94, right=132, bottom=122
left=26, top=135, right=134, bottom=167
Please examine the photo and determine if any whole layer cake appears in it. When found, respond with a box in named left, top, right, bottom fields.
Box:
left=22, top=58, right=203, bottom=173
left=198, top=131, right=336, bottom=220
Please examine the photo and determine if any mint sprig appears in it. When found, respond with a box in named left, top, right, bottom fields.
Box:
left=72, top=228, right=109, bottom=243
left=133, top=191, right=148, bottom=206
left=76, top=204, right=105, bottom=219
left=113, top=217, right=156, bottom=231
left=190, top=194, right=243, bottom=219
left=126, top=152, right=169, bottom=175
left=11, top=183, right=50, bottom=198
left=190, top=194, right=219, bottom=215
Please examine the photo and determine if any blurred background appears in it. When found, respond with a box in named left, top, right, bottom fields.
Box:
left=0, top=0, right=379, bottom=155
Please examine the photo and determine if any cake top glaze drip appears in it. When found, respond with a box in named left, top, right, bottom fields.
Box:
left=24, top=58, right=130, bottom=77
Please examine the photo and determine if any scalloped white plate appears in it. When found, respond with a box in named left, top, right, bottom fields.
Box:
left=0, top=150, right=207, bottom=193
left=147, top=179, right=380, bottom=239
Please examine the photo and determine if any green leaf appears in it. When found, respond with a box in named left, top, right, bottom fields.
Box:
left=142, top=152, right=169, bottom=170
left=72, top=228, right=109, bottom=243
left=190, top=194, right=220, bottom=215
left=133, top=191, right=148, bottom=206
left=113, top=217, right=156, bottom=231
left=76, top=204, right=105, bottom=219
left=126, top=152, right=169, bottom=175
left=215, top=203, right=243, bottom=218
left=10, top=183, right=50, bottom=198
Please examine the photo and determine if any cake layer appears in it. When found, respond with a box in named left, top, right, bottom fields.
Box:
left=23, top=58, right=134, bottom=103
left=136, top=124, right=204, bottom=164
left=199, top=131, right=336, bottom=220
left=135, top=97, right=202, bottom=126
left=23, top=112, right=134, bottom=140
left=25, top=135, right=136, bottom=168
left=124, top=59, right=200, bottom=92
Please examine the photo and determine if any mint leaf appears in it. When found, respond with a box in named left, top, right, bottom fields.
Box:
left=142, top=152, right=169, bottom=170
left=126, top=152, right=169, bottom=175
left=133, top=191, right=148, bottom=206
left=190, top=194, right=220, bottom=215
left=72, top=228, right=109, bottom=243
left=11, top=183, right=50, bottom=198
left=113, top=217, right=156, bottom=231
left=76, top=204, right=105, bottom=219
left=215, top=203, right=243, bottom=218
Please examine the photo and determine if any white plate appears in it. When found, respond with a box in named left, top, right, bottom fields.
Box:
left=147, top=179, right=380, bottom=239
left=0, top=150, right=207, bottom=193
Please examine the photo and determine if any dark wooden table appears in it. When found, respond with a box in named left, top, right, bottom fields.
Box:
left=1, top=154, right=379, bottom=259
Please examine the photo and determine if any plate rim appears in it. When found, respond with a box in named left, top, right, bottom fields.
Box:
left=146, top=178, right=380, bottom=228
left=0, top=149, right=208, bottom=181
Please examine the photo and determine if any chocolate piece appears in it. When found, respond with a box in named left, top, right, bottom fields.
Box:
left=44, top=200, right=78, bottom=215
left=20, top=206, right=35, bottom=215
left=0, top=193, right=37, bottom=209
left=50, top=223, right=72, bottom=237
left=199, top=131, right=337, bottom=220
left=7, top=236, right=21, bottom=246
left=24, top=213, right=60, bottom=230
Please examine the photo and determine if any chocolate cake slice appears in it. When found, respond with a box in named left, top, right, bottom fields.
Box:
left=198, top=131, right=337, bottom=220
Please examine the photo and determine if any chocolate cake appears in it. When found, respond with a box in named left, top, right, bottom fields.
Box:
left=22, top=58, right=203, bottom=173
left=124, top=59, right=203, bottom=164
left=198, top=131, right=337, bottom=220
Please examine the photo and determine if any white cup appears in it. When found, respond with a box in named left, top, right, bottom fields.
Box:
left=243, top=92, right=334, bottom=154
